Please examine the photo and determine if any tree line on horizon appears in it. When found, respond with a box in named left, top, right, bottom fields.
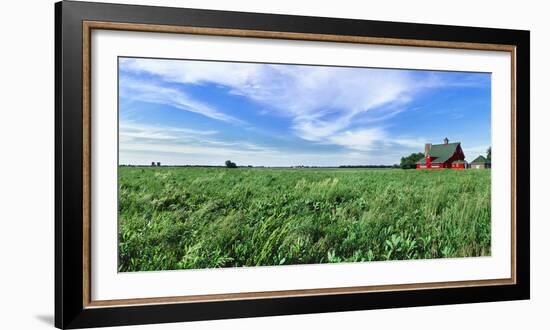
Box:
left=120, top=147, right=491, bottom=170
left=120, top=159, right=400, bottom=168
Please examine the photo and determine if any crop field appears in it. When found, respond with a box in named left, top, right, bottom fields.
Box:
left=118, top=167, right=491, bottom=272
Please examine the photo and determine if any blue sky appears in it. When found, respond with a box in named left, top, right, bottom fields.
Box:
left=118, top=57, right=491, bottom=166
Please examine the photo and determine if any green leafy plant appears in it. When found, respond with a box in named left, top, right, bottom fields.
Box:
left=118, top=167, right=491, bottom=271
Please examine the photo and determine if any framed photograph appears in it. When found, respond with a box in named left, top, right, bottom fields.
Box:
left=55, top=1, right=530, bottom=328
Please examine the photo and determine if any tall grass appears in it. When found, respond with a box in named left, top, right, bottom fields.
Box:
left=118, top=167, right=490, bottom=272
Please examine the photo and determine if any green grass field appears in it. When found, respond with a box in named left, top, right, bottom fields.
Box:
left=118, top=167, right=491, bottom=272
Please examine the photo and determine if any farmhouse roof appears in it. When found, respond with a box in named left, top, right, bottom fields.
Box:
left=416, top=142, right=461, bottom=165
left=471, top=155, right=489, bottom=164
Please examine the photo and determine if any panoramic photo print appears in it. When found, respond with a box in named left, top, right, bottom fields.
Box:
left=117, top=57, right=492, bottom=272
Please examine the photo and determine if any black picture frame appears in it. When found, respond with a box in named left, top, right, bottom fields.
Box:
left=55, top=1, right=530, bottom=328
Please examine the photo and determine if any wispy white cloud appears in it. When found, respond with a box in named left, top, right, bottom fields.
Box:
left=118, top=121, right=406, bottom=166
left=119, top=121, right=277, bottom=157
left=120, top=122, right=218, bottom=135
left=119, top=122, right=218, bottom=143
left=325, top=128, right=386, bottom=152
left=119, top=77, right=245, bottom=125
left=120, top=58, right=430, bottom=150
left=120, top=58, right=487, bottom=164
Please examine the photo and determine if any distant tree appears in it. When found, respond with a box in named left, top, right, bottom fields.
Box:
left=151, top=161, right=156, bottom=167
left=400, top=152, right=424, bottom=169
left=487, top=147, right=492, bottom=162
left=157, top=162, right=161, bottom=167
left=225, top=160, right=237, bottom=168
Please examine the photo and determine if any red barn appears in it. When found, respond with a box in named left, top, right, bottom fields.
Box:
left=416, top=138, right=465, bottom=169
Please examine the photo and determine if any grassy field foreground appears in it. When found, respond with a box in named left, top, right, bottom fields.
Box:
left=118, top=167, right=491, bottom=272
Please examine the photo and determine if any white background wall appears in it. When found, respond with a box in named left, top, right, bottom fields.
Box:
left=0, top=0, right=546, bottom=329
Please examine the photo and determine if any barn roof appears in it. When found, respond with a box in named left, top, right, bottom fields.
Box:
left=416, top=142, right=461, bottom=164
left=471, top=155, right=489, bottom=164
